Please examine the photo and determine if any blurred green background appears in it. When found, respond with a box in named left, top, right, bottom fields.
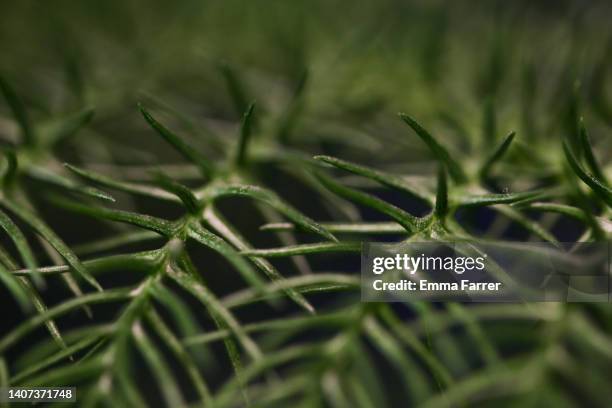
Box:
left=2, top=0, right=610, bottom=149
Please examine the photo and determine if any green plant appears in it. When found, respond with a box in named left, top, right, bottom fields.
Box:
left=1, top=1, right=611, bottom=407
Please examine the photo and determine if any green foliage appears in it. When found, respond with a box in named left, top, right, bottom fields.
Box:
left=0, top=1, right=611, bottom=407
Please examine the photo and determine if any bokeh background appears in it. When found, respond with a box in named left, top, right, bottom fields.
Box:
left=1, top=0, right=611, bottom=407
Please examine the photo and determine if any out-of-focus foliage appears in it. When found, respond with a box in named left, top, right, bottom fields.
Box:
left=0, top=0, right=611, bottom=406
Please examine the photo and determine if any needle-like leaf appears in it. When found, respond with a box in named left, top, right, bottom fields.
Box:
left=204, top=206, right=315, bottom=313
left=139, top=104, right=213, bottom=178
left=0, top=244, right=69, bottom=353
left=150, top=284, right=203, bottom=339
left=145, top=309, right=212, bottom=405
left=241, top=242, right=361, bottom=257
left=207, top=184, right=337, bottom=242
left=494, top=206, right=559, bottom=245
left=277, top=69, right=309, bottom=142
left=378, top=305, right=454, bottom=388
left=517, top=202, right=587, bottom=222
left=49, top=195, right=174, bottom=236
left=219, top=63, right=250, bottom=117
left=235, top=102, right=256, bottom=166
left=0, top=288, right=131, bottom=352
left=0, top=208, right=42, bottom=286
left=456, top=189, right=548, bottom=208
left=0, top=199, right=103, bottom=291
left=479, top=131, right=516, bottom=179
left=314, top=155, right=432, bottom=203
left=27, top=166, right=115, bottom=202
left=222, top=273, right=359, bottom=309
left=578, top=118, right=608, bottom=183
left=0, top=262, right=31, bottom=311
left=563, top=140, right=612, bottom=206
left=315, top=172, right=420, bottom=233
left=64, top=163, right=177, bottom=202
left=12, top=333, right=106, bottom=384
left=132, top=321, right=186, bottom=408
left=187, top=222, right=266, bottom=291
left=399, top=113, right=466, bottom=183
left=260, top=221, right=405, bottom=234
left=167, top=265, right=262, bottom=361
left=21, top=358, right=105, bottom=387
left=183, top=312, right=348, bottom=346
left=0, top=76, right=35, bottom=145
left=214, top=344, right=319, bottom=407
left=363, top=316, right=430, bottom=403
left=74, top=231, right=161, bottom=256
left=153, top=173, right=200, bottom=214
left=12, top=250, right=159, bottom=277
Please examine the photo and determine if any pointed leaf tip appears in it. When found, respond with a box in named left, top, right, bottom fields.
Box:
left=235, top=102, right=256, bottom=166
left=578, top=119, right=607, bottom=183
left=563, top=140, right=612, bottom=206
left=139, top=104, right=213, bottom=178
left=219, top=63, right=249, bottom=117
left=479, top=131, right=516, bottom=179
left=398, top=113, right=466, bottom=183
